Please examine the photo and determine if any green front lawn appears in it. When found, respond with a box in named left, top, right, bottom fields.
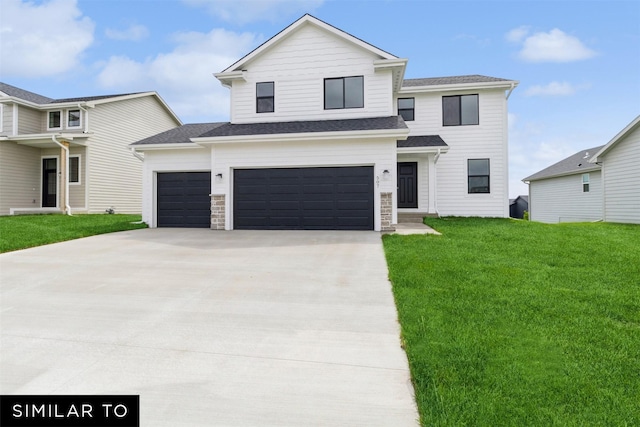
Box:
left=0, top=214, right=147, bottom=253
left=383, top=218, right=640, bottom=426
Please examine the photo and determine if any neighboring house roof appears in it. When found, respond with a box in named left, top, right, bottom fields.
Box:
left=590, top=115, right=640, bottom=163
left=510, top=195, right=529, bottom=205
left=0, top=81, right=142, bottom=105
left=397, top=135, right=447, bottom=148
left=523, top=146, right=605, bottom=182
left=402, top=75, right=512, bottom=87
left=133, top=123, right=227, bottom=145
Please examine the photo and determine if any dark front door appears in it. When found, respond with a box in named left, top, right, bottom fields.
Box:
left=397, top=162, right=418, bottom=208
left=42, top=158, right=57, bottom=208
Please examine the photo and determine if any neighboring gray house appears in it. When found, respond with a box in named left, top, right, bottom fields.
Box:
left=509, top=195, right=528, bottom=219
left=0, top=82, right=181, bottom=215
left=523, top=146, right=604, bottom=223
left=589, top=115, right=640, bottom=224
left=132, top=14, right=518, bottom=230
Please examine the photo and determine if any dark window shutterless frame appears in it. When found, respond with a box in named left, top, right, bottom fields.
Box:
left=256, top=82, right=274, bottom=113
left=443, top=94, right=478, bottom=126
left=468, top=158, right=490, bottom=193
left=398, top=97, right=415, bottom=121
left=324, top=76, right=364, bottom=110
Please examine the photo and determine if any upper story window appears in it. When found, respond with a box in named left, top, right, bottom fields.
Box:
left=67, top=109, right=81, bottom=128
left=256, top=82, right=274, bottom=113
left=48, top=110, right=62, bottom=130
left=324, top=76, right=364, bottom=110
left=443, top=94, right=478, bottom=126
left=398, top=98, right=415, bottom=121
left=468, top=158, right=490, bottom=193
left=582, top=173, right=590, bottom=192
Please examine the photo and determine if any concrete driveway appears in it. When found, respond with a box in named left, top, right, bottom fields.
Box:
left=0, top=229, right=418, bottom=426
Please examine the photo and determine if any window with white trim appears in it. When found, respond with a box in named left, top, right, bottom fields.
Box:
left=48, top=110, right=62, bottom=130
left=67, top=109, right=81, bottom=128
left=582, top=173, right=590, bottom=192
left=69, top=156, right=80, bottom=184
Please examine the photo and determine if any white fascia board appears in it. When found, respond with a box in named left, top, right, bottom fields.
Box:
left=214, top=70, right=247, bottom=87
left=524, top=166, right=601, bottom=182
left=399, top=80, right=520, bottom=94
left=374, top=59, right=408, bottom=93
left=192, top=127, right=410, bottom=145
left=397, top=146, right=450, bottom=154
left=7, top=132, right=91, bottom=141
left=589, top=114, right=640, bottom=163
left=130, top=143, right=207, bottom=151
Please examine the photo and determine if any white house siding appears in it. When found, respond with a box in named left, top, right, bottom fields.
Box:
left=0, top=142, right=41, bottom=214
left=18, top=106, right=40, bottom=134
left=87, top=96, right=179, bottom=214
left=398, top=89, right=509, bottom=217
left=210, top=138, right=397, bottom=231
left=230, top=23, right=393, bottom=124
left=529, top=171, right=603, bottom=223
left=601, top=125, right=640, bottom=223
left=141, top=148, right=211, bottom=227
left=397, top=153, right=430, bottom=212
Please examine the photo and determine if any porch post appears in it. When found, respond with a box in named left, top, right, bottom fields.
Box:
left=427, top=153, right=437, bottom=214
left=60, top=141, right=69, bottom=213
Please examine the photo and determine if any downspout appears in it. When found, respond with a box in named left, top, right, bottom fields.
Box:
left=51, top=135, right=72, bottom=216
left=130, top=147, right=144, bottom=161
left=506, top=82, right=515, bottom=100
left=77, top=103, right=90, bottom=133
left=433, top=148, right=441, bottom=215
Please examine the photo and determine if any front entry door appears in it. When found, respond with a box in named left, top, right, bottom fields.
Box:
left=397, top=162, right=418, bottom=208
left=42, top=158, right=57, bottom=208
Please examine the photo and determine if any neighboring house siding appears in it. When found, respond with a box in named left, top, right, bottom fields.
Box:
left=400, top=89, right=509, bottom=217
left=0, top=142, right=41, bottom=214
left=18, top=106, right=41, bottom=134
left=40, top=146, right=87, bottom=210
left=529, top=171, right=603, bottom=223
left=601, top=125, right=640, bottom=224
left=1, top=105, right=12, bottom=135
left=231, top=24, right=393, bottom=124
left=87, top=96, right=178, bottom=213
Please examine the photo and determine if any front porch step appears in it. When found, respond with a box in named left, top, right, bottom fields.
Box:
left=397, top=212, right=438, bottom=223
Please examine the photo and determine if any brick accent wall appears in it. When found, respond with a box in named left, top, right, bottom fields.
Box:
left=380, top=192, right=395, bottom=231
left=210, top=194, right=225, bottom=230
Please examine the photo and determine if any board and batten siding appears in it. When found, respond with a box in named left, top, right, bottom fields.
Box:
left=141, top=148, right=211, bottom=227
left=0, top=142, right=41, bottom=214
left=211, top=138, right=397, bottom=231
left=529, top=171, right=603, bottom=223
left=230, top=23, right=393, bottom=124
left=87, top=96, right=179, bottom=214
left=398, top=89, right=509, bottom=217
left=18, top=106, right=41, bottom=134
left=601, top=125, right=640, bottom=223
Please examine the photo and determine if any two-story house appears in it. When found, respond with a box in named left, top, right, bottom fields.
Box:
left=0, top=83, right=181, bottom=216
left=132, top=14, right=518, bottom=231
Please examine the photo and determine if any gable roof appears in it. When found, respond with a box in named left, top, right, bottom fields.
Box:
left=523, top=146, right=605, bottom=182
left=219, top=14, right=397, bottom=74
left=0, top=82, right=143, bottom=105
left=590, top=115, right=640, bottom=163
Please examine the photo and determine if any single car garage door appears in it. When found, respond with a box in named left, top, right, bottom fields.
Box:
left=234, top=166, right=374, bottom=230
left=157, top=172, right=211, bottom=228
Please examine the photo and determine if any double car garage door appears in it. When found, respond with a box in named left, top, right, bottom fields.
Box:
left=157, top=166, right=374, bottom=230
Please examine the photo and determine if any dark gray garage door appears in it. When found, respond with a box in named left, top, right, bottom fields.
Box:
left=234, top=166, right=374, bottom=230
left=157, top=172, right=211, bottom=228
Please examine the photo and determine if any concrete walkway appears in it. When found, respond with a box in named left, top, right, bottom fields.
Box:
left=0, top=229, right=418, bottom=426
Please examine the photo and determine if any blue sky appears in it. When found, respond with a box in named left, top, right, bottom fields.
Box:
left=1, top=0, right=639, bottom=197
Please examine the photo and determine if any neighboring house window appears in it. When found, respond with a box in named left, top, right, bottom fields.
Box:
left=398, top=98, right=415, bottom=121
left=48, top=111, right=62, bottom=130
left=69, top=156, right=80, bottom=184
left=443, top=94, right=479, bottom=126
left=67, top=109, right=81, bottom=128
left=324, top=76, right=364, bottom=109
left=468, top=159, right=490, bottom=193
left=256, top=82, right=274, bottom=113
left=582, top=173, right=590, bottom=192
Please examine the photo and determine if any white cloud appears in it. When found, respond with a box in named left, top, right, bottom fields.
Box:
left=505, top=26, right=530, bottom=43
left=182, top=0, right=324, bottom=24
left=516, top=28, right=597, bottom=63
left=524, top=81, right=590, bottom=97
left=96, top=28, right=261, bottom=122
left=0, top=0, right=94, bottom=78
left=105, top=24, right=149, bottom=41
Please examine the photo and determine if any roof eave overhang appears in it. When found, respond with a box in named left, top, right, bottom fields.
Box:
left=399, top=80, right=520, bottom=94
left=589, top=115, right=640, bottom=163
left=374, top=59, right=408, bottom=93
left=214, top=70, right=247, bottom=88
left=1, top=133, right=91, bottom=147
left=130, top=143, right=207, bottom=151
left=523, top=166, right=601, bottom=183
left=397, top=146, right=449, bottom=154
left=192, top=127, right=410, bottom=145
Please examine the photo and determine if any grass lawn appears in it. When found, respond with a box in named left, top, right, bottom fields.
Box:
left=0, top=214, right=147, bottom=253
left=383, top=218, right=640, bottom=426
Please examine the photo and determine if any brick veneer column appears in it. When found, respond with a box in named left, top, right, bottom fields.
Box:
left=210, top=194, right=226, bottom=230
left=380, top=192, right=395, bottom=232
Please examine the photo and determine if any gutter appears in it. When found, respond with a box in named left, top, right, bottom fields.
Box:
left=506, top=82, right=516, bottom=100
left=130, top=147, right=144, bottom=161
left=51, top=135, right=72, bottom=216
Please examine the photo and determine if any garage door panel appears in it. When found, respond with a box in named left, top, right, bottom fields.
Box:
left=157, top=172, right=211, bottom=228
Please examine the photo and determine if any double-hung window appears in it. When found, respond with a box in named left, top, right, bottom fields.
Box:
left=398, top=98, right=415, bottom=121
left=582, top=173, right=590, bottom=192
left=256, top=82, right=274, bottom=113
left=443, top=94, right=479, bottom=126
left=324, top=76, right=364, bottom=109
left=48, top=111, right=62, bottom=130
left=468, top=159, right=490, bottom=193
left=67, top=109, right=81, bottom=128
left=69, top=156, right=80, bottom=184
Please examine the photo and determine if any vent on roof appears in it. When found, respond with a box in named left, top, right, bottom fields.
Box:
left=583, top=152, right=590, bottom=159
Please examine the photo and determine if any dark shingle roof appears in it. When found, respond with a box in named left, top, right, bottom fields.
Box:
left=523, top=146, right=605, bottom=181
left=397, top=135, right=447, bottom=148
left=198, top=116, right=407, bottom=138
left=132, top=123, right=227, bottom=145
left=402, top=75, right=513, bottom=88
left=1, top=81, right=146, bottom=105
